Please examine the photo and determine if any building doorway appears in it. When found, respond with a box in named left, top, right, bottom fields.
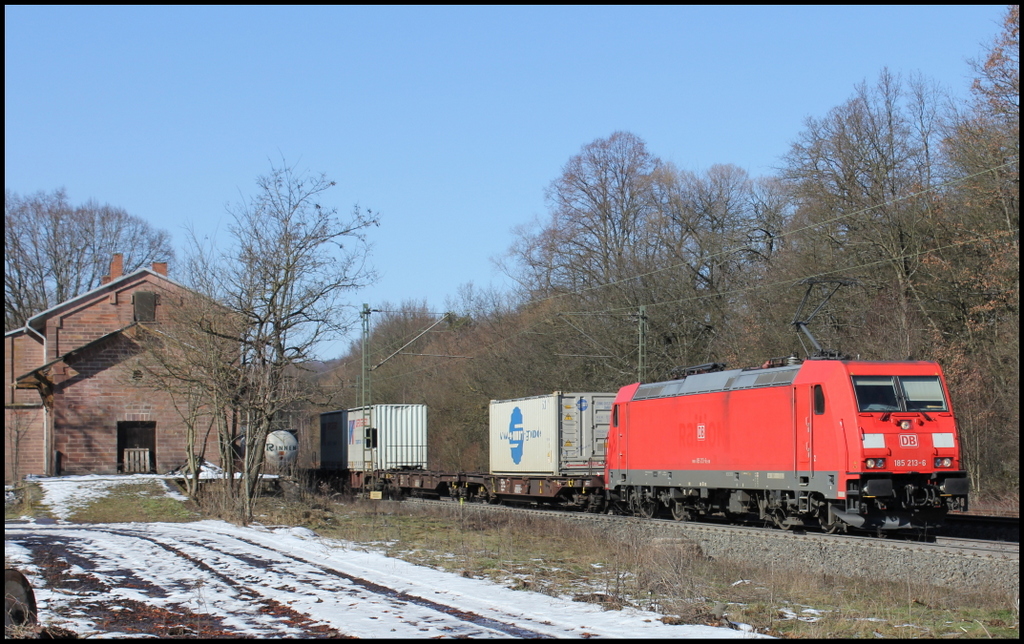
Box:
left=117, top=421, right=156, bottom=473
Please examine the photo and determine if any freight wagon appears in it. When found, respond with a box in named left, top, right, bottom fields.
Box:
left=339, top=393, right=616, bottom=509
left=489, top=392, right=614, bottom=476
left=319, top=404, right=427, bottom=491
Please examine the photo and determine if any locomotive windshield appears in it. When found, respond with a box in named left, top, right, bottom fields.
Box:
left=852, top=375, right=948, bottom=412
left=899, top=376, right=948, bottom=411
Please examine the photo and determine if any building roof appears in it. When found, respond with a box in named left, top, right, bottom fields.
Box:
left=18, top=267, right=187, bottom=336
left=14, top=323, right=141, bottom=389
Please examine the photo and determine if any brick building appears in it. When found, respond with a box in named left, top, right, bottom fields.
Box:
left=4, top=254, right=223, bottom=482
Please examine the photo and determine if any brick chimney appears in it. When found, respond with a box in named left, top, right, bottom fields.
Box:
left=110, top=253, right=124, bottom=279
left=151, top=262, right=168, bottom=276
left=100, top=253, right=124, bottom=284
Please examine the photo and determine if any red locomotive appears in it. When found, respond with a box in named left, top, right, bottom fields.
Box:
left=605, top=357, right=969, bottom=532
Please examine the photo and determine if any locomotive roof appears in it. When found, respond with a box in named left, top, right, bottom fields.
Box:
left=632, top=364, right=802, bottom=401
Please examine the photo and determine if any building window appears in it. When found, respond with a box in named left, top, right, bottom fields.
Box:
left=134, top=291, right=157, bottom=322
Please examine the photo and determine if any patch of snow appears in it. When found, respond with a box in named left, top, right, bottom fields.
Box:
left=275, top=525, right=318, bottom=539
left=7, top=475, right=772, bottom=639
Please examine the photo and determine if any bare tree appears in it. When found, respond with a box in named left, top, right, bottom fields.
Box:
left=645, top=163, right=776, bottom=369
left=500, top=132, right=666, bottom=383
left=5, top=188, right=175, bottom=330
left=502, top=133, right=789, bottom=387
left=928, top=4, right=1019, bottom=494
left=129, top=289, right=244, bottom=499
left=5, top=410, right=33, bottom=485
left=782, top=69, right=948, bottom=359
left=504, top=131, right=662, bottom=299
left=188, top=161, right=378, bottom=522
left=969, top=4, right=1019, bottom=127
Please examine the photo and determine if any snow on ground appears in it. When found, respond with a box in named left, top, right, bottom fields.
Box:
left=5, top=475, right=768, bottom=639
left=18, top=474, right=189, bottom=520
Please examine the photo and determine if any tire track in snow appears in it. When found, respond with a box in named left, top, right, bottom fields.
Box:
left=113, top=523, right=555, bottom=638
left=6, top=523, right=553, bottom=638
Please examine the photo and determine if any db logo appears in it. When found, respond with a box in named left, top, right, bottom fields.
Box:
left=899, top=434, right=919, bottom=448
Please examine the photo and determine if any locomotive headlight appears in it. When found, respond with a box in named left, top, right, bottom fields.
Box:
left=866, top=458, right=886, bottom=469
left=934, top=457, right=953, bottom=468
left=899, top=419, right=913, bottom=430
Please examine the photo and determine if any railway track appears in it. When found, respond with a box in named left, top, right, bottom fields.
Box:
left=395, top=497, right=1019, bottom=594
left=404, top=496, right=1019, bottom=548
left=931, top=536, right=1020, bottom=556
left=943, top=513, right=1019, bottom=542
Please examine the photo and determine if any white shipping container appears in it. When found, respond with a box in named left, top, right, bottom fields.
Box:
left=345, top=404, right=428, bottom=472
left=489, top=392, right=614, bottom=475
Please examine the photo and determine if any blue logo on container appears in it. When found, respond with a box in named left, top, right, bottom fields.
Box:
left=577, top=398, right=588, bottom=412
left=508, top=406, right=524, bottom=464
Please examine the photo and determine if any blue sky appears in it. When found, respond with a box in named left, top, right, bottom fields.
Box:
left=5, top=6, right=1007, bottom=359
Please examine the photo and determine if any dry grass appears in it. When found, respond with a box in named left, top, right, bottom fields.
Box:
left=6, top=479, right=199, bottom=524
left=66, top=481, right=199, bottom=523
left=247, top=493, right=1020, bottom=639
left=970, top=489, right=1021, bottom=516
left=4, top=482, right=53, bottom=521
left=4, top=622, right=39, bottom=640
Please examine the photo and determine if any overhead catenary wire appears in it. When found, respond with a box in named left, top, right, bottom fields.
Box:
left=371, top=313, right=450, bottom=371
left=370, top=224, right=1019, bottom=385
left=361, top=158, right=1019, bottom=383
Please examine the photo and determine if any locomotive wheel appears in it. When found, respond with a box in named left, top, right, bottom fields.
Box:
left=637, top=499, right=657, bottom=518
left=822, top=521, right=844, bottom=534
left=771, top=509, right=792, bottom=530
left=631, top=489, right=657, bottom=518
left=670, top=501, right=691, bottom=522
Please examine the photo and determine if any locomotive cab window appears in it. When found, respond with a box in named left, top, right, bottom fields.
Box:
left=853, top=376, right=900, bottom=412
left=852, top=375, right=947, bottom=413
left=899, top=376, right=948, bottom=411
left=813, top=385, right=826, bottom=415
